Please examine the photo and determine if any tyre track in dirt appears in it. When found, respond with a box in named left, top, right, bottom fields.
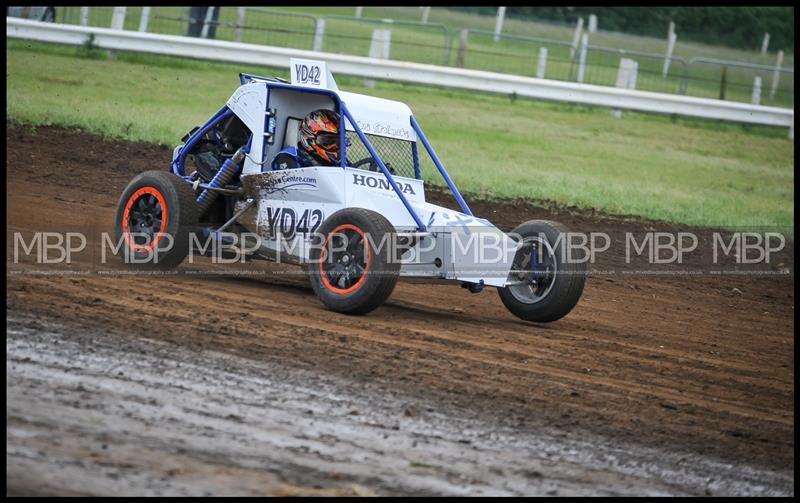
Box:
left=8, top=268, right=792, bottom=431
left=5, top=125, right=794, bottom=494
left=11, top=313, right=747, bottom=496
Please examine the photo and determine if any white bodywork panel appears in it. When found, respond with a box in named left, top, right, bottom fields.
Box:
left=243, top=167, right=517, bottom=287
left=226, top=82, right=268, bottom=176
left=338, top=91, right=416, bottom=142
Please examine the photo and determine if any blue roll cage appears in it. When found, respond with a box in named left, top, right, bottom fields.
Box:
left=170, top=73, right=473, bottom=232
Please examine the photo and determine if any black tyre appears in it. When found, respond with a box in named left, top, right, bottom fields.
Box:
left=307, top=208, right=401, bottom=314
left=114, top=170, right=199, bottom=269
left=498, top=220, right=586, bottom=322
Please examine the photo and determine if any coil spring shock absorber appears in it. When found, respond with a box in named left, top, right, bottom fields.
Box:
left=195, top=146, right=247, bottom=217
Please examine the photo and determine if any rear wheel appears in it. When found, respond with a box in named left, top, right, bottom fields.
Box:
left=498, top=220, right=586, bottom=322
left=307, top=208, right=401, bottom=314
left=114, top=170, right=198, bottom=269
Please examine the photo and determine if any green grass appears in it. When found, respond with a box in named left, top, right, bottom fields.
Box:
left=6, top=40, right=794, bottom=233
left=50, top=6, right=794, bottom=108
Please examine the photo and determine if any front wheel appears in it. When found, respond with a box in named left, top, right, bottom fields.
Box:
left=307, top=208, right=401, bottom=314
left=114, top=170, right=199, bottom=269
left=498, top=220, right=586, bottom=322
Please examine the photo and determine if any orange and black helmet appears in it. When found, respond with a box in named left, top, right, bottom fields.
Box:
left=299, top=109, right=341, bottom=165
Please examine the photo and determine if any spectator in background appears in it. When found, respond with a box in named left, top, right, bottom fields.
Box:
left=187, top=7, right=220, bottom=39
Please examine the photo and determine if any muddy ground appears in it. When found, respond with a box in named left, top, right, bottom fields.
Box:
left=5, top=125, right=794, bottom=496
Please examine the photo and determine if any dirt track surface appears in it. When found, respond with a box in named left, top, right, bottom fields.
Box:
left=6, top=125, right=795, bottom=495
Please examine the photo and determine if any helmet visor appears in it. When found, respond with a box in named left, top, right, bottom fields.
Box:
left=315, top=133, right=339, bottom=149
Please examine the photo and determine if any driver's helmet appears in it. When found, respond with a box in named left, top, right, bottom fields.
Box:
left=299, top=109, right=340, bottom=165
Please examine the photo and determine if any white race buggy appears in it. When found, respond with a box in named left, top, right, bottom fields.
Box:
left=115, top=60, right=586, bottom=321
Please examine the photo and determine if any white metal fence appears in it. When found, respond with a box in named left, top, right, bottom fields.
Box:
left=6, top=17, right=794, bottom=138
left=41, top=6, right=795, bottom=110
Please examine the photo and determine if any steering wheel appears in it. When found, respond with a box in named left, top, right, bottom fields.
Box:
left=352, top=157, right=395, bottom=174
left=352, top=157, right=379, bottom=172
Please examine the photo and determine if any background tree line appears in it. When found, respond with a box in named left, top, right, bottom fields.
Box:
left=451, top=6, right=794, bottom=53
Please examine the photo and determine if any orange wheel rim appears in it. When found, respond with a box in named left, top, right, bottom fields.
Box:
left=121, top=186, right=168, bottom=253
left=318, top=224, right=371, bottom=295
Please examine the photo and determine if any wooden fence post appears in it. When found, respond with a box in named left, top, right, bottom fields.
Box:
left=576, top=33, right=589, bottom=83
left=138, top=7, right=150, bottom=33
left=663, top=32, right=677, bottom=77
left=760, top=33, right=770, bottom=55
left=365, top=29, right=392, bottom=87
left=313, top=18, right=325, bottom=52
left=536, top=47, right=548, bottom=79
left=456, top=28, right=469, bottom=68
left=752, top=76, right=762, bottom=105
left=493, top=7, right=506, bottom=42
left=570, top=18, right=583, bottom=60
left=110, top=7, right=126, bottom=30
left=588, top=14, right=597, bottom=33
left=770, top=50, right=784, bottom=100
left=200, top=7, right=216, bottom=39
left=234, top=7, right=246, bottom=42
left=612, top=58, right=638, bottom=118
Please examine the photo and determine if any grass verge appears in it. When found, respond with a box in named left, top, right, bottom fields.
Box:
left=6, top=39, right=794, bottom=232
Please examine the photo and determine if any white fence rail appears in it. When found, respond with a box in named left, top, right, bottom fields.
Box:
left=7, top=18, right=794, bottom=138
